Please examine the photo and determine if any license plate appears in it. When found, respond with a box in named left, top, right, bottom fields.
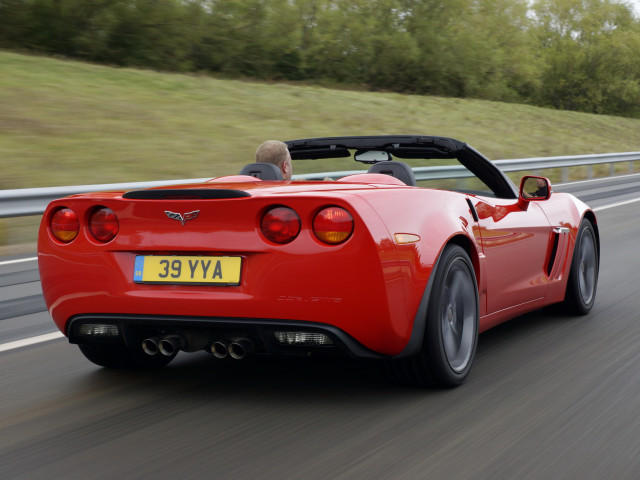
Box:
left=134, top=255, right=242, bottom=285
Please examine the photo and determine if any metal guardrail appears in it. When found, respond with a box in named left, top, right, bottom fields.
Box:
left=495, top=152, right=640, bottom=179
left=0, top=179, right=210, bottom=219
left=2, top=152, right=639, bottom=219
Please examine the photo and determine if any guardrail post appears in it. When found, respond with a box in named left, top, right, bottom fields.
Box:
left=562, top=167, right=569, bottom=183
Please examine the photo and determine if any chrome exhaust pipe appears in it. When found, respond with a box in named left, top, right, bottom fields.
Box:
left=159, top=335, right=184, bottom=356
left=210, top=340, right=229, bottom=359
left=142, top=337, right=160, bottom=356
left=228, top=338, right=253, bottom=360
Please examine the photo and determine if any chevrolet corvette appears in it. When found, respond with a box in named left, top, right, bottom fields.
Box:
left=37, top=136, right=599, bottom=387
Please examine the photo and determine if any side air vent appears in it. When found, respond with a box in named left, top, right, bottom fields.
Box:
left=546, top=233, right=560, bottom=277
left=122, top=189, right=251, bottom=200
left=547, top=227, right=570, bottom=280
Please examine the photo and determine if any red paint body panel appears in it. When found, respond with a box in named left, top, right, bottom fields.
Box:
left=38, top=176, right=593, bottom=357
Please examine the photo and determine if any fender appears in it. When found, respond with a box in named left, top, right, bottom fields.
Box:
left=393, top=246, right=443, bottom=358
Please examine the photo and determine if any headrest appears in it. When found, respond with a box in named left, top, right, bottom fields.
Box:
left=238, top=162, right=283, bottom=180
left=367, top=161, right=416, bottom=186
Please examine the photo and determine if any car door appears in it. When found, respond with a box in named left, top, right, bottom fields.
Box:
left=471, top=196, right=552, bottom=315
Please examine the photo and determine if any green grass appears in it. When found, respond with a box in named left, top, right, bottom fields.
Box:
left=3, top=50, right=640, bottom=190
left=2, top=50, right=640, bottom=252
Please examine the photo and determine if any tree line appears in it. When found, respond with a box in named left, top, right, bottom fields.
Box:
left=2, top=0, right=640, bottom=117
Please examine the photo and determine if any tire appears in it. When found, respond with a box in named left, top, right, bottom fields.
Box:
left=78, top=343, right=176, bottom=369
left=562, top=219, right=599, bottom=315
left=388, top=244, right=479, bottom=388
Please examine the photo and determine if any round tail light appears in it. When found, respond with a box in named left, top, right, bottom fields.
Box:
left=89, top=207, right=119, bottom=242
left=313, top=207, right=354, bottom=244
left=261, top=206, right=300, bottom=244
left=50, top=208, right=79, bottom=243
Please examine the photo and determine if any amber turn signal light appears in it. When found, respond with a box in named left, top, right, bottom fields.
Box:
left=313, top=206, right=354, bottom=245
left=50, top=208, right=79, bottom=243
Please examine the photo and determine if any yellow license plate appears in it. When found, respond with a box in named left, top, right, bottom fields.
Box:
left=134, top=255, right=242, bottom=285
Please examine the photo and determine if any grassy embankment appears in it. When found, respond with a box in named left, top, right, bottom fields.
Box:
left=2, top=50, right=640, bottom=250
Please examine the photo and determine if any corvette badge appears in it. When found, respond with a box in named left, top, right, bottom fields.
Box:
left=165, top=210, right=200, bottom=225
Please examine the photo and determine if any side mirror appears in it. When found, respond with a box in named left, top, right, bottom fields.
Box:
left=518, top=176, right=551, bottom=209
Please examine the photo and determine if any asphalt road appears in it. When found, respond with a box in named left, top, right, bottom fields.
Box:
left=1, top=175, right=640, bottom=480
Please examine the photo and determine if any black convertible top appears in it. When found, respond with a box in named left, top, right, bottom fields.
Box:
left=285, top=135, right=518, bottom=199
left=286, top=135, right=465, bottom=160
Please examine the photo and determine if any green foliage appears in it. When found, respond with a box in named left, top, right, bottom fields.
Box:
left=1, top=0, right=640, bottom=117
left=532, top=0, right=640, bottom=116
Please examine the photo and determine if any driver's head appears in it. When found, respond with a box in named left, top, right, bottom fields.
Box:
left=255, top=140, right=292, bottom=180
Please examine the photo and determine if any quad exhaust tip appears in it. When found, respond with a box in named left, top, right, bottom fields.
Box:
left=143, top=335, right=253, bottom=359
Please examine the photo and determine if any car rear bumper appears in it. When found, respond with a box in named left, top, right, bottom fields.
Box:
left=67, top=313, right=386, bottom=359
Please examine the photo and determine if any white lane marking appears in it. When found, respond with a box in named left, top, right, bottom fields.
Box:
left=0, top=332, right=65, bottom=353
left=0, top=257, right=38, bottom=266
left=594, top=197, right=640, bottom=212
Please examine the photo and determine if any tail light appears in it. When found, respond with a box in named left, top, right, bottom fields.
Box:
left=50, top=208, right=79, bottom=242
left=313, top=207, right=354, bottom=244
left=261, top=206, right=300, bottom=244
left=89, top=207, right=119, bottom=242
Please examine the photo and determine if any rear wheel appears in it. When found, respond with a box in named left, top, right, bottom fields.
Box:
left=562, top=219, right=598, bottom=315
left=387, top=244, right=479, bottom=388
left=78, top=344, right=176, bottom=369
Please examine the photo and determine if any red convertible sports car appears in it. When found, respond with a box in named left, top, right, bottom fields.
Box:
left=38, top=136, right=599, bottom=387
